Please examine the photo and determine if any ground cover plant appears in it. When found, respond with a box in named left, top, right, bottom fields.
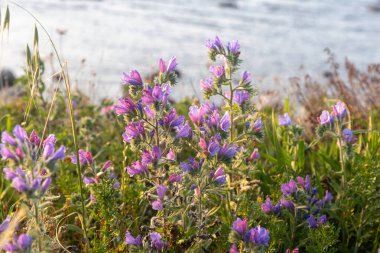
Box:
left=0, top=7, right=380, bottom=253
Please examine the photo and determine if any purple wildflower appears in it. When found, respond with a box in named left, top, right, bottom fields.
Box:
left=253, top=117, right=262, bottom=132
left=219, top=112, right=231, bottom=132
left=168, top=173, right=182, bottom=183
left=297, top=176, right=305, bottom=189
left=176, top=121, right=192, bottom=138
left=0, top=216, right=10, bottom=233
left=281, top=180, right=297, bottom=196
left=278, top=113, right=293, bottom=126
left=249, top=148, right=260, bottom=162
left=166, top=56, right=177, bottom=72
left=213, top=166, right=226, bottom=184
left=189, top=105, right=206, bottom=126
left=261, top=197, right=274, bottom=214
left=209, top=65, right=225, bottom=78
left=29, top=130, right=41, bottom=146
left=227, top=40, right=240, bottom=54
left=0, top=144, right=16, bottom=160
left=232, top=218, right=248, bottom=235
left=307, top=215, right=318, bottom=228
left=200, top=78, right=214, bottom=92
left=229, top=243, right=238, bottom=253
left=218, top=143, right=237, bottom=159
left=71, top=150, right=93, bottom=166
left=13, top=125, right=28, bottom=143
left=12, top=177, right=28, bottom=192
left=3, top=168, right=17, bottom=180
left=250, top=225, right=270, bottom=247
left=17, top=234, right=33, bottom=249
left=206, top=36, right=223, bottom=51
left=123, top=121, right=145, bottom=143
left=1, top=131, right=17, bottom=146
left=331, top=101, right=346, bottom=119
left=233, top=90, right=250, bottom=105
left=241, top=71, right=252, bottom=84
left=113, top=97, right=136, bottom=115
left=343, top=128, right=357, bottom=144
left=126, top=161, right=148, bottom=177
left=156, top=184, right=167, bottom=200
left=160, top=108, right=184, bottom=128
left=280, top=197, right=294, bottom=210
left=125, top=231, right=142, bottom=246
left=318, top=215, right=327, bottom=225
left=122, top=70, right=143, bottom=86
left=166, top=149, right=176, bottom=161
left=318, top=110, right=333, bottom=125
left=149, top=232, right=167, bottom=251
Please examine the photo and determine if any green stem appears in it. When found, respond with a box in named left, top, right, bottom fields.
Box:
left=34, top=202, right=42, bottom=252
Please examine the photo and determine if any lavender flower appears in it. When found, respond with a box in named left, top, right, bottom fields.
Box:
left=331, top=101, right=346, bottom=119
left=318, top=215, right=327, bottom=225
left=343, top=128, right=357, bottom=144
left=280, top=197, right=294, bottom=210
left=219, top=112, right=231, bottom=132
left=212, top=166, right=226, bottom=185
left=229, top=244, right=238, bottom=253
left=233, top=90, right=250, bottom=105
left=123, top=122, right=145, bottom=143
left=71, top=149, right=93, bottom=166
left=253, top=117, right=262, bottom=132
left=200, top=78, right=214, bottom=92
left=166, top=149, right=176, bottom=161
left=29, top=130, right=41, bottom=146
left=166, top=56, right=177, bottom=73
left=149, top=232, right=167, bottom=251
left=241, top=71, right=252, bottom=84
left=189, top=105, right=206, bottom=126
left=13, top=125, right=28, bottom=143
left=206, top=36, right=223, bottom=51
left=307, top=215, right=318, bottom=228
left=261, top=197, right=274, bottom=214
left=125, top=231, right=142, bottom=246
left=176, top=121, right=192, bottom=138
left=232, top=218, right=248, bottom=236
left=227, top=40, right=240, bottom=55
left=168, top=173, right=182, bottom=183
left=156, top=184, right=167, bottom=200
left=1, top=131, right=17, bottom=146
left=0, top=144, right=16, bottom=160
left=126, top=161, right=148, bottom=176
left=281, top=180, right=297, bottom=195
left=0, top=216, right=10, bottom=233
left=218, top=143, right=237, bottom=159
left=160, top=108, right=184, bottom=128
left=318, top=110, right=333, bottom=125
left=249, top=225, right=270, bottom=247
left=278, top=113, right=293, bottom=126
left=249, top=148, right=260, bottom=162
left=3, top=168, right=17, bottom=180
left=122, top=70, right=143, bottom=86
left=209, top=65, right=225, bottom=78
left=113, top=97, right=137, bottom=115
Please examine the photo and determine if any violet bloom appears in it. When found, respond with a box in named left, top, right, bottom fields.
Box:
left=250, top=225, right=270, bottom=247
left=278, top=113, right=293, bottom=126
left=343, top=128, right=357, bottom=144
left=241, top=71, right=252, bottom=84
left=29, top=130, right=41, bottom=146
left=123, top=122, right=145, bottom=143
left=126, top=161, right=148, bottom=177
left=151, top=200, right=163, bottom=211
left=227, top=40, right=240, bottom=54
left=149, top=232, right=167, bottom=251
left=71, top=149, right=93, bottom=166
left=281, top=180, right=297, bottom=196
left=229, top=244, right=238, bottom=253
left=122, top=70, right=143, bottom=86
left=232, top=217, right=248, bottom=236
left=318, top=110, right=333, bottom=125
left=1, top=131, right=17, bottom=146
left=0, top=144, right=16, bottom=160
left=261, top=197, right=274, bottom=214
left=83, top=176, right=96, bottom=186
left=297, top=176, right=305, bottom=189
left=125, top=231, right=142, bottom=246
left=200, top=78, right=214, bottom=92
left=218, top=143, right=237, bottom=159
left=189, top=105, right=206, bottom=126
left=319, top=215, right=327, bottom=225
left=253, top=117, right=262, bottom=132
left=208, top=137, right=221, bottom=157
left=13, top=125, right=28, bottom=143
left=233, top=90, right=250, bottom=105
left=249, top=148, right=260, bottom=162
left=159, top=58, right=166, bottom=73
left=12, top=177, right=28, bottom=192
left=305, top=175, right=311, bottom=192
left=209, top=65, right=225, bottom=78
left=206, top=36, right=223, bottom=51
left=307, top=215, right=318, bottom=228
left=156, top=184, right=167, bottom=200
left=3, top=168, right=17, bottom=180
left=142, top=84, right=170, bottom=106
left=166, top=56, right=177, bottom=73
left=4, top=234, right=33, bottom=251
left=176, top=121, right=192, bottom=138
left=219, top=112, right=231, bottom=132
left=331, top=101, right=346, bottom=119
left=280, top=197, right=294, bottom=210
left=160, top=108, right=184, bottom=128
left=0, top=216, right=10, bottom=233
left=206, top=110, right=220, bottom=129
left=50, top=145, right=66, bottom=161
left=113, top=97, right=137, bottom=115
left=213, top=166, right=226, bottom=185
left=166, top=149, right=176, bottom=161
left=168, top=173, right=182, bottom=183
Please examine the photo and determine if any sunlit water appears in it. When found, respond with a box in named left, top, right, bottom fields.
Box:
left=1, top=0, right=380, bottom=101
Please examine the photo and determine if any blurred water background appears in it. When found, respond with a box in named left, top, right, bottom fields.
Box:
left=1, top=0, right=380, bottom=101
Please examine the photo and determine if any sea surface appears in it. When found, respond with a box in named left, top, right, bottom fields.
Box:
left=1, top=0, right=380, bottom=101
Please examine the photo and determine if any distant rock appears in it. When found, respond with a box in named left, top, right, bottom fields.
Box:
left=0, top=69, right=15, bottom=89
left=219, top=1, right=238, bottom=9
left=368, top=1, right=380, bottom=12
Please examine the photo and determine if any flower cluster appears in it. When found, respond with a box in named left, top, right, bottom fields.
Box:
left=262, top=176, right=333, bottom=229
left=0, top=216, right=33, bottom=253
left=229, top=217, right=270, bottom=252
